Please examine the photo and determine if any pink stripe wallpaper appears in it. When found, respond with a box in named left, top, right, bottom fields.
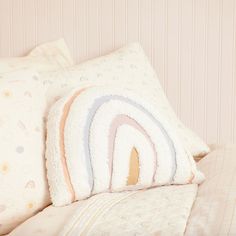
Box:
left=0, top=0, right=235, bottom=146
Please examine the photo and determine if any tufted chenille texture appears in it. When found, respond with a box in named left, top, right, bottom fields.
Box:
left=40, top=43, right=209, bottom=157
left=46, top=86, right=204, bottom=206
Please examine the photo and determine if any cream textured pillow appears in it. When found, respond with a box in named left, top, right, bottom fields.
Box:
left=0, top=39, right=73, bottom=234
left=41, top=43, right=209, bottom=157
left=0, top=72, right=49, bottom=235
left=0, top=39, right=73, bottom=73
left=46, top=86, right=204, bottom=206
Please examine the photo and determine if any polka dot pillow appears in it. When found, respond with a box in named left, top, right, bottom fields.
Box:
left=0, top=72, right=48, bottom=235
left=40, top=43, right=210, bottom=157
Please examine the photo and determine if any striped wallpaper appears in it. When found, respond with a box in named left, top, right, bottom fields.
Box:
left=0, top=0, right=235, bottom=146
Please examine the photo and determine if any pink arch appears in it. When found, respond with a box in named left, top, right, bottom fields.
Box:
left=108, top=114, right=157, bottom=189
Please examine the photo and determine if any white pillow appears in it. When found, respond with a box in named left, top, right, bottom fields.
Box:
left=0, top=72, right=48, bottom=235
left=0, top=39, right=74, bottom=235
left=46, top=86, right=204, bottom=206
left=0, top=39, right=73, bottom=73
left=41, top=43, right=209, bottom=157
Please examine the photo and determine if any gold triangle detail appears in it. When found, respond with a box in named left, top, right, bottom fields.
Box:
left=127, top=147, right=139, bottom=185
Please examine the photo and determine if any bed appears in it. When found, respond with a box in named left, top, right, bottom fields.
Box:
left=0, top=1, right=235, bottom=234
left=7, top=145, right=236, bottom=236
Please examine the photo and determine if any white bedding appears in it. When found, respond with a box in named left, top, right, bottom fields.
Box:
left=8, top=146, right=236, bottom=236
left=8, top=185, right=197, bottom=236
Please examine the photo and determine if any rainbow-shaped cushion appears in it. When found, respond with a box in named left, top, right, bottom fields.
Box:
left=46, top=86, right=204, bottom=206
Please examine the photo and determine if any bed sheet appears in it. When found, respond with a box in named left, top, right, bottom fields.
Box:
left=8, top=146, right=236, bottom=236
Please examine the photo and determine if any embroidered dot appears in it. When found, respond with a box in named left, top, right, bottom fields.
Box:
left=16, top=146, right=24, bottom=154
left=3, top=90, right=11, bottom=97
left=1, top=163, right=9, bottom=174
left=25, top=180, right=35, bottom=189
left=27, top=202, right=34, bottom=209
